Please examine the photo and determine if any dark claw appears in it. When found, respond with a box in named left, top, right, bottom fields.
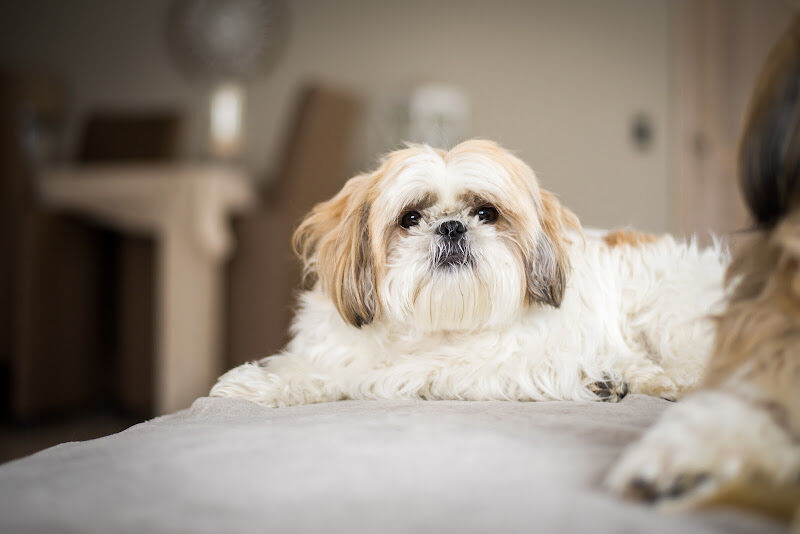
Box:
left=628, top=477, right=659, bottom=503
left=664, top=473, right=711, bottom=498
left=589, top=378, right=629, bottom=402
left=626, top=473, right=711, bottom=504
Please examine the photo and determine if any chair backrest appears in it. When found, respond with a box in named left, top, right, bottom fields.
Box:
left=225, top=84, right=361, bottom=368
left=268, top=84, right=361, bottom=225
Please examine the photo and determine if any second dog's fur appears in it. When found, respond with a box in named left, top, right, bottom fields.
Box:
left=606, top=17, right=800, bottom=523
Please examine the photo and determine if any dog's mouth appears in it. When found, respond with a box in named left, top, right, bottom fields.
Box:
left=438, top=253, right=471, bottom=268
left=433, top=240, right=473, bottom=269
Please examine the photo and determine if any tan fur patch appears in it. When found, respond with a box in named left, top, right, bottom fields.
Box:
left=603, top=229, right=658, bottom=248
left=705, top=213, right=800, bottom=432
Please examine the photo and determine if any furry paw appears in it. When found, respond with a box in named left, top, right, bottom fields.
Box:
left=210, top=362, right=297, bottom=407
left=588, top=378, right=629, bottom=402
left=625, top=366, right=680, bottom=400
left=605, top=391, right=800, bottom=506
left=210, top=359, right=343, bottom=407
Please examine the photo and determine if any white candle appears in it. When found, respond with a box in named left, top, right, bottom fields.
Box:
left=209, top=83, right=244, bottom=159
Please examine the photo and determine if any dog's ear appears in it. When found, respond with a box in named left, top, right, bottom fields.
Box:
left=293, top=174, right=376, bottom=327
left=526, top=189, right=578, bottom=308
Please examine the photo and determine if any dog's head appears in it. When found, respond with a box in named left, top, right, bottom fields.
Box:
left=293, top=139, right=579, bottom=331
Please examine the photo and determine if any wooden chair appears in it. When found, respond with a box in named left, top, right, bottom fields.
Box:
left=225, top=85, right=360, bottom=367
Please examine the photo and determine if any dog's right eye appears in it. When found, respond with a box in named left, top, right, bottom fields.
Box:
left=400, top=210, right=422, bottom=228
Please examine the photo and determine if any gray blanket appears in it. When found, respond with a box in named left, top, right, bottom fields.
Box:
left=0, top=395, right=788, bottom=533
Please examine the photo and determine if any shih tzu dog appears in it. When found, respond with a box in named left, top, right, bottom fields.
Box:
left=607, top=17, right=800, bottom=522
left=211, top=138, right=727, bottom=407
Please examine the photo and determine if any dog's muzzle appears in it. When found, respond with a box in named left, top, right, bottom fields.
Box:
left=435, top=220, right=471, bottom=268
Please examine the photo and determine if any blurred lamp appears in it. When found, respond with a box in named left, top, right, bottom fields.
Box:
left=209, top=83, right=244, bottom=158
left=166, top=0, right=290, bottom=159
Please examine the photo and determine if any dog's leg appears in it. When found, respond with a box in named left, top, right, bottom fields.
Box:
left=618, top=302, right=719, bottom=399
left=615, top=242, right=725, bottom=398
left=605, top=338, right=800, bottom=518
left=636, top=316, right=717, bottom=397
left=210, top=354, right=346, bottom=407
left=604, top=388, right=800, bottom=516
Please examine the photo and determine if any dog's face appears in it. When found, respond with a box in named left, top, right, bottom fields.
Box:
left=294, top=139, right=578, bottom=331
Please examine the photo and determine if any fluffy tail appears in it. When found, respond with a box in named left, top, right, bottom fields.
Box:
left=738, top=16, right=800, bottom=229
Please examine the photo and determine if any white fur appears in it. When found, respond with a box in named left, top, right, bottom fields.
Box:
left=211, top=143, right=728, bottom=407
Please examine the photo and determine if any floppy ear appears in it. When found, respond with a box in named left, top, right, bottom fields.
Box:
left=292, top=174, right=376, bottom=327
left=526, top=189, right=579, bottom=308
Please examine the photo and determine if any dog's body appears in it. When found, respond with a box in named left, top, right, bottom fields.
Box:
left=211, top=141, right=726, bottom=407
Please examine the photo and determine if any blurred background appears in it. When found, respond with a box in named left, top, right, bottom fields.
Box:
left=0, top=0, right=796, bottom=461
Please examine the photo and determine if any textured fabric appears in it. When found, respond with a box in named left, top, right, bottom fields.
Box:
left=0, top=396, right=788, bottom=534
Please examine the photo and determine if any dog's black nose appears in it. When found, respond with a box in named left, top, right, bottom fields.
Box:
left=437, top=220, right=466, bottom=239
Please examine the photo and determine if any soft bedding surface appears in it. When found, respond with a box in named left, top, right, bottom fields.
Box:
left=0, top=395, right=788, bottom=534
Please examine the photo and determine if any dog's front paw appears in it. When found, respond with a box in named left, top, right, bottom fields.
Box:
left=210, top=359, right=341, bottom=407
left=588, top=377, right=629, bottom=403
left=210, top=362, right=295, bottom=407
left=607, top=442, right=716, bottom=504
left=627, top=370, right=680, bottom=401
left=605, top=391, right=800, bottom=506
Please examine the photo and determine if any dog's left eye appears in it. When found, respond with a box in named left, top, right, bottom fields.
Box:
left=400, top=210, right=422, bottom=228
left=474, top=205, right=498, bottom=223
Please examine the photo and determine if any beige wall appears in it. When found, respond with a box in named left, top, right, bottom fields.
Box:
left=0, top=0, right=670, bottom=231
